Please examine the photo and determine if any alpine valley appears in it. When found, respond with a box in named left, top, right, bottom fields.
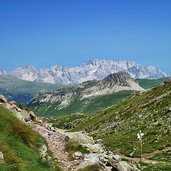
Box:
left=0, top=59, right=170, bottom=171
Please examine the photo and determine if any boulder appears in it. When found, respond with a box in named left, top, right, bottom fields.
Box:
left=95, top=139, right=103, bottom=144
left=113, top=155, right=121, bottom=162
left=104, top=154, right=109, bottom=159
left=21, top=111, right=31, bottom=123
left=15, top=106, right=22, bottom=112
left=78, top=153, right=100, bottom=169
left=99, top=155, right=108, bottom=163
left=64, top=136, right=70, bottom=142
left=168, top=107, right=171, bottom=112
left=0, top=95, right=7, bottom=104
left=29, top=111, right=37, bottom=121
left=9, top=101, right=17, bottom=105
left=116, top=161, right=140, bottom=171
left=24, top=116, right=31, bottom=122
left=39, top=144, right=48, bottom=158
left=105, top=166, right=113, bottom=171
left=73, top=151, right=83, bottom=159
left=84, top=143, right=104, bottom=153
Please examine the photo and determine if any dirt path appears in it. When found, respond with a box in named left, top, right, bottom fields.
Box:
left=32, top=123, right=79, bottom=171
left=31, top=121, right=171, bottom=170
left=120, top=155, right=163, bottom=164
left=143, top=147, right=171, bottom=159
left=120, top=147, right=171, bottom=164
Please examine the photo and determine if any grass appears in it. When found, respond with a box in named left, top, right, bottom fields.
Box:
left=0, top=164, right=11, bottom=171
left=0, top=105, right=61, bottom=171
left=78, top=164, right=101, bottom=171
left=51, top=114, right=87, bottom=129
left=151, top=151, right=171, bottom=162
left=137, top=163, right=171, bottom=171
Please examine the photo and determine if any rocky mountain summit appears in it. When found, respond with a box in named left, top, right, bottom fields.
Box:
left=0, top=59, right=168, bottom=84
left=104, top=71, right=133, bottom=82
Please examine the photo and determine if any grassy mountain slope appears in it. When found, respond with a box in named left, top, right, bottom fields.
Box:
left=28, top=72, right=144, bottom=117
left=42, top=78, right=168, bottom=130
left=28, top=78, right=166, bottom=118
left=136, top=78, right=167, bottom=89
left=0, top=75, right=61, bottom=105
left=0, top=105, right=60, bottom=171
left=73, top=80, right=171, bottom=160
left=28, top=90, right=133, bottom=117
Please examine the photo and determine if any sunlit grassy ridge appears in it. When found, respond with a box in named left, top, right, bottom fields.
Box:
left=70, top=80, right=171, bottom=170
left=73, top=80, right=171, bottom=158
left=0, top=105, right=60, bottom=171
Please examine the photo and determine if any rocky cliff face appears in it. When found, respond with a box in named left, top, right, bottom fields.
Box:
left=104, top=71, right=133, bottom=82
left=81, top=71, right=144, bottom=99
left=0, top=59, right=168, bottom=84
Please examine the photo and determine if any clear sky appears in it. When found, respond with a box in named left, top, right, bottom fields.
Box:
left=0, top=0, right=171, bottom=74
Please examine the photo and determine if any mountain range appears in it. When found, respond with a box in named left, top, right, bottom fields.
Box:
left=0, top=59, right=168, bottom=84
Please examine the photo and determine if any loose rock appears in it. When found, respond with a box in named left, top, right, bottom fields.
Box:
left=73, top=151, right=83, bottom=159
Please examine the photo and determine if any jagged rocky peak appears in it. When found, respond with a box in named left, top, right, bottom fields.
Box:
left=51, top=64, right=63, bottom=71
left=99, top=71, right=143, bottom=90
left=25, top=64, right=36, bottom=71
left=103, top=71, right=133, bottom=82
left=0, top=70, right=6, bottom=75
left=1, top=59, right=168, bottom=84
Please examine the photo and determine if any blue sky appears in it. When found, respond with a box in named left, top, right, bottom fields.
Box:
left=0, top=0, right=171, bottom=74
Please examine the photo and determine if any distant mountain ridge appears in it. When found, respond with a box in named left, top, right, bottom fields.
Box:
left=0, top=75, right=60, bottom=105
left=28, top=71, right=144, bottom=116
left=0, top=59, right=168, bottom=84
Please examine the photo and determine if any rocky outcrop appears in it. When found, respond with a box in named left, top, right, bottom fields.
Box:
left=73, top=151, right=83, bottom=160
left=44, top=123, right=140, bottom=171
left=0, top=95, right=7, bottom=104
left=76, top=150, right=140, bottom=171
left=103, top=71, right=132, bottom=83
left=0, top=95, right=37, bottom=125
